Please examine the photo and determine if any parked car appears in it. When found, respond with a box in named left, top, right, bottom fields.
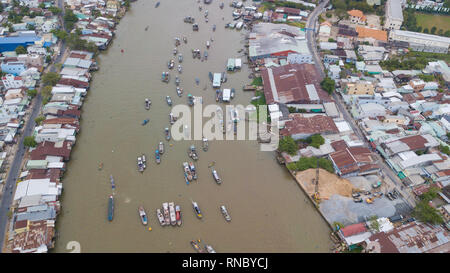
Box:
left=364, top=191, right=371, bottom=195
left=403, top=217, right=416, bottom=224
left=386, top=192, right=394, bottom=201
left=352, top=193, right=360, bottom=198
left=353, top=197, right=363, bottom=203
left=389, top=215, right=404, bottom=223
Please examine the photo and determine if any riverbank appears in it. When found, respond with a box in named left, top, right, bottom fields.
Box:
left=2, top=1, right=133, bottom=253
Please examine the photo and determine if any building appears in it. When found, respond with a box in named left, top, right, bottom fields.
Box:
left=280, top=114, right=339, bottom=140
left=260, top=63, right=331, bottom=105
left=1, top=60, right=26, bottom=76
left=389, top=30, right=450, bottom=53
left=329, top=145, right=378, bottom=177
left=344, top=81, right=374, bottom=95
left=318, top=21, right=332, bottom=42
left=347, top=9, right=366, bottom=24
left=365, top=222, right=450, bottom=253
left=0, top=33, right=42, bottom=52
left=381, top=134, right=440, bottom=156
left=384, top=0, right=403, bottom=30
left=249, top=23, right=311, bottom=61
left=356, top=27, right=388, bottom=42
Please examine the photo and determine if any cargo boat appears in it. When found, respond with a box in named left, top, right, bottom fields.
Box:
left=169, top=202, right=176, bottom=226
left=108, top=195, right=114, bottom=222
left=220, top=205, right=231, bottom=222
left=162, top=202, right=170, bottom=224
left=156, top=208, right=165, bottom=226
left=176, top=205, right=182, bottom=226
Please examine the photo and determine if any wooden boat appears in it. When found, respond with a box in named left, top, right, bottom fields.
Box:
left=188, top=145, right=199, bottom=161
left=192, top=200, right=203, bottom=219
left=177, top=65, right=182, bottom=73
left=155, top=149, right=161, bottom=164
left=175, top=38, right=180, bottom=46
left=213, top=24, right=216, bottom=32
left=108, top=195, right=114, bottom=222
left=166, top=96, right=172, bottom=106
left=156, top=208, right=165, bottom=226
left=169, top=202, right=176, bottom=226
left=142, top=119, right=149, bottom=126
left=202, top=137, right=208, bottom=151
left=215, top=89, right=221, bottom=102
left=165, top=127, right=171, bottom=141
left=178, top=54, right=183, bottom=63
left=220, top=2, right=224, bottom=9
left=221, top=72, right=227, bottom=83
left=175, top=76, right=180, bottom=86
left=195, top=78, right=200, bottom=85
left=155, top=2, right=160, bottom=8
left=162, top=202, right=170, bottom=224
left=110, top=175, right=116, bottom=190
left=205, top=245, right=216, bottom=253
left=184, top=16, right=195, bottom=23
left=139, top=206, right=148, bottom=225
left=220, top=205, right=231, bottom=222
left=193, top=23, right=199, bottom=31
left=137, top=156, right=145, bottom=172
left=191, top=240, right=205, bottom=253
left=212, top=168, right=221, bottom=184
left=159, top=141, right=164, bottom=154
left=176, top=205, right=182, bottom=226
left=98, top=162, right=103, bottom=170
left=168, top=60, right=174, bottom=69
left=145, top=98, right=151, bottom=110
left=189, top=162, right=198, bottom=180
left=176, top=87, right=182, bottom=97
left=161, top=72, right=170, bottom=83
left=183, top=162, right=193, bottom=182
left=169, top=112, right=177, bottom=124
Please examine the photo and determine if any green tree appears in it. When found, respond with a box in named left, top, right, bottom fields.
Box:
left=51, top=29, right=68, bottom=41
left=26, top=89, right=37, bottom=98
left=42, top=72, right=60, bottom=86
left=369, top=216, right=380, bottom=232
left=64, top=9, right=79, bottom=30
left=423, top=28, right=429, bottom=33
left=430, top=26, right=437, bottom=34
left=320, top=77, right=335, bottom=95
left=15, top=45, right=27, bottom=55
left=34, top=116, right=45, bottom=125
left=279, top=136, right=298, bottom=155
left=24, top=136, right=37, bottom=148
left=413, top=201, right=444, bottom=225
left=49, top=6, right=62, bottom=14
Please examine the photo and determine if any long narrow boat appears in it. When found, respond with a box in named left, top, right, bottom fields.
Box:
left=162, top=202, right=170, bottom=224
left=108, top=195, right=114, bottom=222
left=183, top=162, right=193, bottom=182
left=192, top=200, right=203, bottom=219
left=156, top=209, right=165, bottom=226
left=155, top=149, right=161, bottom=164
left=191, top=240, right=206, bottom=253
left=139, top=206, right=148, bottom=225
left=211, top=168, right=221, bottom=184
left=202, top=137, right=208, bottom=151
left=220, top=205, right=231, bottom=222
left=159, top=142, right=164, bottom=154
left=189, top=162, right=198, bottom=180
left=110, top=175, right=116, bottom=190
left=169, top=202, right=176, bottom=226
left=176, top=205, right=182, bottom=226
left=165, top=127, right=171, bottom=141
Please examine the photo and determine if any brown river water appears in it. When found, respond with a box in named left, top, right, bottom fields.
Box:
left=52, top=0, right=332, bottom=252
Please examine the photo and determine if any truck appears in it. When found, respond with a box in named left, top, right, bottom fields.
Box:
left=372, top=181, right=382, bottom=189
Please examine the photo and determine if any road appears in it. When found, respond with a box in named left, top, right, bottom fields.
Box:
left=305, top=1, right=416, bottom=209
left=0, top=0, right=67, bottom=251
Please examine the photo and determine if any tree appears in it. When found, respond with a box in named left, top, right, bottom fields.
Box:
left=64, top=9, right=79, bottom=30
left=46, top=55, right=52, bottom=63
left=49, top=6, right=62, bottom=15
left=34, top=116, right=45, bottom=125
left=51, top=29, right=68, bottom=41
left=423, top=28, right=429, bottom=33
left=24, top=136, right=37, bottom=148
left=430, top=26, right=437, bottom=34
left=306, top=134, right=325, bottom=149
left=42, top=72, right=60, bottom=86
left=413, top=201, right=444, bottom=225
left=369, top=216, right=380, bottom=232
left=279, top=136, right=298, bottom=155
left=27, top=89, right=37, bottom=98
left=15, top=45, right=27, bottom=55
left=320, top=77, right=335, bottom=95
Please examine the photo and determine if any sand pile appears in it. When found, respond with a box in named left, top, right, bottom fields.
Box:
left=295, top=169, right=354, bottom=199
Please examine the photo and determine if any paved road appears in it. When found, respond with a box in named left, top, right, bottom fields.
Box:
left=0, top=0, right=67, bottom=251
left=305, top=1, right=416, bottom=209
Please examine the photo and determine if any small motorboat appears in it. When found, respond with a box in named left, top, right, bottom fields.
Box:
left=159, top=141, right=164, bottom=154
left=166, top=96, right=172, bottom=106
left=98, top=162, right=103, bottom=170
left=156, top=209, right=165, bottom=226
left=178, top=54, right=183, bottom=63
left=170, top=112, right=178, bottom=124
left=168, top=60, right=174, bottom=69
left=173, top=48, right=177, bottom=55
left=205, top=245, right=216, bottom=253
left=142, top=119, right=149, bottom=126
left=208, top=72, right=213, bottom=82
left=230, top=88, right=235, bottom=99
left=188, top=145, right=199, bottom=161
left=169, top=202, right=176, bottom=226
left=174, top=38, right=180, bottom=46
left=155, top=2, right=160, bottom=8
left=110, top=175, right=115, bottom=190
left=212, top=168, right=221, bottom=184
left=145, top=26, right=149, bottom=31
left=145, top=98, right=151, bottom=110
left=165, top=127, right=171, bottom=141
left=195, top=78, right=200, bottom=85
left=191, top=240, right=205, bottom=253
left=206, top=40, right=210, bottom=49
left=189, top=162, right=198, bottom=180
left=161, top=71, right=170, bottom=83
left=139, top=206, right=148, bottom=225
left=204, top=51, right=208, bottom=60
left=220, top=2, right=224, bottom=9
left=137, top=156, right=145, bottom=172
left=220, top=205, right=231, bottom=222
left=183, top=162, right=193, bottom=182
left=184, top=16, right=195, bottom=24
left=108, top=195, right=114, bottom=222
left=176, top=87, right=183, bottom=97
left=199, top=5, right=202, bottom=11
left=176, top=205, right=182, bottom=226
left=202, top=137, right=208, bottom=151
left=187, top=93, right=194, bottom=106
left=183, top=36, right=187, bottom=43
left=221, top=72, right=227, bottom=83
left=163, top=202, right=170, bottom=224
left=192, top=200, right=203, bottom=219
left=177, top=64, right=182, bottom=73
left=193, top=23, right=199, bottom=31
left=175, top=76, right=180, bottom=86
left=215, top=89, right=221, bottom=102
left=212, top=24, right=216, bottom=31
left=155, top=149, right=161, bottom=164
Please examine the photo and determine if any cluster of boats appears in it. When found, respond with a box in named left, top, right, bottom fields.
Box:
left=157, top=202, right=182, bottom=226
left=137, top=154, right=147, bottom=172
left=183, top=162, right=198, bottom=184
left=191, top=240, right=216, bottom=253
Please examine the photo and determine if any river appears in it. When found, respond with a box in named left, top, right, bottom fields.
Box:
left=52, top=0, right=332, bottom=253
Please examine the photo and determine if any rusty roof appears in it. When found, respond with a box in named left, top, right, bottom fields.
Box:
left=356, top=27, right=387, bottom=42
left=261, top=64, right=330, bottom=105
left=12, top=220, right=55, bottom=252
left=280, top=114, right=339, bottom=136
left=331, top=140, right=348, bottom=151
left=341, top=223, right=367, bottom=237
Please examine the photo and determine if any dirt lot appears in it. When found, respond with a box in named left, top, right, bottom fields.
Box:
left=294, top=169, right=355, bottom=199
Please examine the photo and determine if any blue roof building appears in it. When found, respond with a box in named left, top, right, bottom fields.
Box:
left=0, top=34, right=42, bottom=52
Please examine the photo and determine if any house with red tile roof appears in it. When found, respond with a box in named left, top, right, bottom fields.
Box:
left=280, top=114, right=339, bottom=140
left=347, top=9, right=366, bottom=24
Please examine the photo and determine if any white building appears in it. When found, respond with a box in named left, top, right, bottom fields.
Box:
left=384, top=0, right=403, bottom=30
left=389, top=30, right=450, bottom=53
left=2, top=74, right=24, bottom=90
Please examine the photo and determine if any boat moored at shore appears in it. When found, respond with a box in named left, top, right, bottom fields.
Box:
left=176, top=205, right=182, bottom=226
left=139, top=206, right=148, bottom=225
left=156, top=208, right=165, bottom=226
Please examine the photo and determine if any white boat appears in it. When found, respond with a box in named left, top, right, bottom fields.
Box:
left=236, top=21, right=244, bottom=30
left=206, top=40, right=210, bottom=49
left=156, top=208, right=165, bottom=226
left=220, top=205, right=231, bottom=222
left=163, top=202, right=170, bottom=224
left=205, top=245, right=216, bottom=253
left=138, top=206, right=148, bottom=225
left=192, top=200, right=203, bottom=219
left=212, top=168, right=222, bottom=184
left=169, top=202, right=176, bottom=226
left=159, top=141, right=164, bottom=154
left=178, top=64, right=182, bottom=73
